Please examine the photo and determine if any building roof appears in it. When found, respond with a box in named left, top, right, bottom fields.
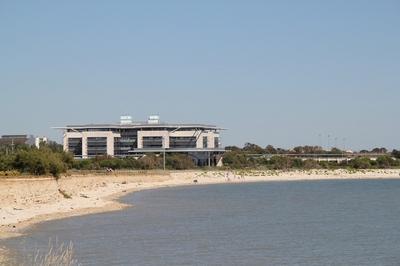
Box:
left=54, top=123, right=225, bottom=130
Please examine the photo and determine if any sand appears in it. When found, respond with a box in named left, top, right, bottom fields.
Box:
left=1, top=169, right=400, bottom=261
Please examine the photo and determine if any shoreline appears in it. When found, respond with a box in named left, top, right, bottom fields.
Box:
left=1, top=169, right=400, bottom=238
left=1, top=169, right=400, bottom=261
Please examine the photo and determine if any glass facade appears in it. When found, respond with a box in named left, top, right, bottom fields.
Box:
left=87, top=137, right=107, bottom=156
left=170, top=137, right=197, bottom=148
left=203, top=136, right=208, bottom=148
left=114, top=129, right=137, bottom=156
left=64, top=125, right=221, bottom=159
left=68, top=138, right=82, bottom=157
left=142, top=136, right=163, bottom=148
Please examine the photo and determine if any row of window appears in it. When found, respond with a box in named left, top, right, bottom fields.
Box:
left=87, top=137, right=107, bottom=156
left=68, top=136, right=219, bottom=156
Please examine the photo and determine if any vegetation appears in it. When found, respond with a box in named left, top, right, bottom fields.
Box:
left=1, top=142, right=399, bottom=177
left=24, top=239, right=78, bottom=266
left=223, top=144, right=400, bottom=170
left=0, top=143, right=72, bottom=178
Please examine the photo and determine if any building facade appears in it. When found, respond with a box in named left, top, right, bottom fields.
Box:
left=58, top=116, right=225, bottom=166
left=0, top=135, right=48, bottom=148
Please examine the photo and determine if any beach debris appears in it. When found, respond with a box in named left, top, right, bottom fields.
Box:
left=122, top=181, right=127, bottom=184
left=193, top=179, right=198, bottom=183
left=13, top=207, right=23, bottom=211
left=58, top=189, right=72, bottom=199
left=80, top=194, right=89, bottom=198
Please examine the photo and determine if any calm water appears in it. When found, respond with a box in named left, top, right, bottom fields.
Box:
left=5, top=180, right=400, bottom=265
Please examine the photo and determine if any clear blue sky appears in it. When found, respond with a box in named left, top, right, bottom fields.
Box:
left=1, top=1, right=399, bottom=150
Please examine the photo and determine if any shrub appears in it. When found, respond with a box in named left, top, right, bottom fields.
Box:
left=166, top=154, right=195, bottom=170
left=138, top=154, right=162, bottom=169
left=11, top=148, right=68, bottom=177
left=222, top=151, right=248, bottom=168
left=376, top=155, right=396, bottom=168
left=303, top=159, right=321, bottom=169
left=268, top=156, right=293, bottom=170
left=349, top=157, right=372, bottom=169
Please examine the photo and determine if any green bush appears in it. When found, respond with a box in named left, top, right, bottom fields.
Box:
left=10, top=147, right=68, bottom=177
left=268, top=156, right=293, bottom=170
left=376, top=155, right=397, bottom=168
left=166, top=154, right=195, bottom=170
left=222, top=151, right=249, bottom=169
left=349, top=157, right=372, bottom=169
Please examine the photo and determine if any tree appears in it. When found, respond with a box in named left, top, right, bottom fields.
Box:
left=330, top=148, right=343, bottom=155
left=243, top=143, right=264, bottom=154
left=265, top=145, right=277, bottom=154
left=371, top=147, right=388, bottom=154
left=222, top=151, right=248, bottom=168
left=225, top=146, right=241, bottom=151
left=376, top=155, right=395, bottom=168
left=392, top=149, right=400, bottom=159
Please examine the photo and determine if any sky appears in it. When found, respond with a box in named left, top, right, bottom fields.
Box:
left=0, top=1, right=399, bottom=151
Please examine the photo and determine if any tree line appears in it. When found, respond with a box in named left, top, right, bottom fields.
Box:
left=223, top=143, right=400, bottom=170
left=0, top=143, right=196, bottom=177
left=0, top=142, right=400, bottom=177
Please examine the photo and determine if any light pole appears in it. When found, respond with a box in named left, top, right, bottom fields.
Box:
left=163, top=149, right=166, bottom=171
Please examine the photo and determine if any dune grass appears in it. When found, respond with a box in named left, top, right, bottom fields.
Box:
left=25, top=239, right=79, bottom=266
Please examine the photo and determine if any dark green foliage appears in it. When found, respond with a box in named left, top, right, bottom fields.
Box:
left=0, top=143, right=69, bottom=177
left=293, top=146, right=324, bottom=154
left=242, top=143, right=264, bottom=154
left=376, top=155, right=399, bottom=168
left=347, top=157, right=372, bottom=169
left=225, top=146, right=241, bottom=152
left=222, top=144, right=400, bottom=170
left=268, top=156, right=293, bottom=170
left=222, top=151, right=249, bottom=169
left=166, top=154, right=195, bottom=170
left=70, top=154, right=194, bottom=171
left=392, top=150, right=400, bottom=159
left=0, top=154, right=15, bottom=171
left=265, top=145, right=277, bottom=154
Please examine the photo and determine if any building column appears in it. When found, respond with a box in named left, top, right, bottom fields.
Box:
left=137, top=134, right=143, bottom=148
left=63, top=133, right=68, bottom=152
left=107, top=135, right=114, bottom=156
left=82, top=136, right=88, bottom=159
left=163, top=133, right=170, bottom=148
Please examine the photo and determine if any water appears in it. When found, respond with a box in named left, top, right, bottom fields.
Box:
left=4, top=179, right=400, bottom=265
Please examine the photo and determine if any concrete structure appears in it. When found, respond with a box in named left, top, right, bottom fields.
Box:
left=56, top=115, right=225, bottom=166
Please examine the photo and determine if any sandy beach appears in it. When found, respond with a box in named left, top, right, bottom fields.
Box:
left=1, top=169, right=400, bottom=261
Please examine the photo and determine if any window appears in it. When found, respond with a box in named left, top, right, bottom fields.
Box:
left=203, top=136, right=208, bottom=148
left=142, top=137, right=163, bottom=148
left=214, top=137, right=219, bottom=148
left=114, top=129, right=137, bottom=156
left=170, top=137, right=197, bottom=148
left=87, top=137, right=107, bottom=156
left=68, top=138, right=82, bottom=156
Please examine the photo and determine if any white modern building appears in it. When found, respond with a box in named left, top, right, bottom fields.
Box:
left=56, top=115, right=225, bottom=166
